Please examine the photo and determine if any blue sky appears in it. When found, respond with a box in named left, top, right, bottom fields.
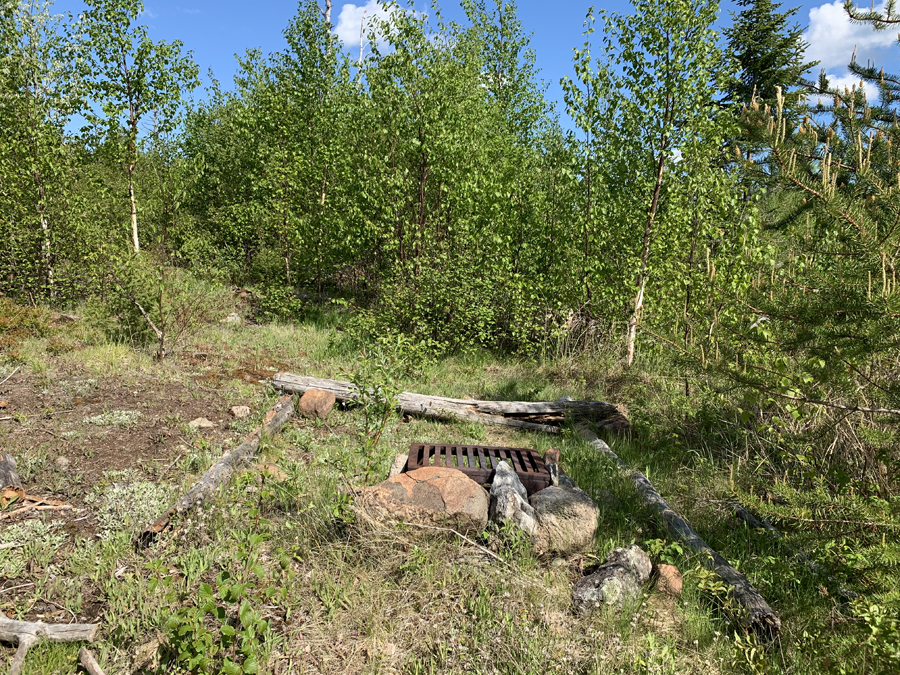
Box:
left=50, top=0, right=900, bottom=120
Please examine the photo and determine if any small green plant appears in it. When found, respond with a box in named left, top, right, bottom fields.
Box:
left=854, top=598, right=900, bottom=672
left=644, top=538, right=685, bottom=566
left=346, top=337, right=404, bottom=484
left=164, top=509, right=284, bottom=673
left=730, top=631, right=773, bottom=675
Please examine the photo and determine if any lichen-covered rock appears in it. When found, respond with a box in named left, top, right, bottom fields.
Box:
left=489, top=461, right=537, bottom=536
left=298, top=388, right=335, bottom=419
left=529, top=486, right=599, bottom=555
left=572, top=544, right=652, bottom=614
left=359, top=467, right=489, bottom=533
left=606, top=544, right=652, bottom=582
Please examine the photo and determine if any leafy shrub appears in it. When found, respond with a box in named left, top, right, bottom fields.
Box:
left=87, top=256, right=233, bottom=357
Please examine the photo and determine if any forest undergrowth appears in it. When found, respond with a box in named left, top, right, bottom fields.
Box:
left=0, top=296, right=897, bottom=675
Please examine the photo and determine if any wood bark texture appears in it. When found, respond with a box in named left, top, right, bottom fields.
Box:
left=78, top=647, right=107, bottom=675
left=272, top=373, right=627, bottom=433
left=0, top=453, right=22, bottom=489
left=136, top=395, right=294, bottom=547
left=578, top=425, right=781, bottom=638
left=0, top=615, right=98, bottom=675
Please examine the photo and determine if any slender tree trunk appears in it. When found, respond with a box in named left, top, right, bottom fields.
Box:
left=625, top=34, right=674, bottom=368
left=27, top=59, right=54, bottom=298
left=626, top=142, right=667, bottom=367
left=128, top=168, right=139, bottom=253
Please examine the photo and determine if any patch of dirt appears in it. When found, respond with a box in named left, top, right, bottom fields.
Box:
left=0, top=367, right=234, bottom=481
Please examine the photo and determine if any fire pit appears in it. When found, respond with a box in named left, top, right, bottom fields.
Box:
left=406, top=443, right=551, bottom=496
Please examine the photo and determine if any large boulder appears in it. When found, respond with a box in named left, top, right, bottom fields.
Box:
left=572, top=544, right=652, bottom=614
left=359, top=467, right=489, bottom=533
left=489, top=461, right=537, bottom=536
left=529, top=486, right=599, bottom=556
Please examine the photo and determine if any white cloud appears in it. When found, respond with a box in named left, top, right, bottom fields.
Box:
left=822, top=72, right=869, bottom=96
left=138, top=8, right=158, bottom=19
left=805, top=1, right=897, bottom=70
left=334, top=1, right=398, bottom=48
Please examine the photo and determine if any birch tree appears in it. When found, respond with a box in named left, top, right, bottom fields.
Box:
left=564, top=0, right=740, bottom=365
left=81, top=0, right=198, bottom=253
left=0, top=0, right=84, bottom=299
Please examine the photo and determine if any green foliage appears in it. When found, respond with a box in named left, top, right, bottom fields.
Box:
left=163, top=512, right=285, bottom=674
left=644, top=538, right=685, bottom=566
left=722, top=0, right=818, bottom=109
left=87, top=255, right=231, bottom=356
left=81, top=0, right=199, bottom=253
left=854, top=598, right=900, bottom=672
left=0, top=0, right=91, bottom=302
left=562, top=0, right=754, bottom=364
left=0, top=297, right=52, bottom=360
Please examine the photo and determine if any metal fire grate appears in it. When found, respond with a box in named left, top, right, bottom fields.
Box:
left=406, top=443, right=551, bottom=495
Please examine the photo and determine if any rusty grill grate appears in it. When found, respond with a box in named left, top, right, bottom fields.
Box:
left=406, top=443, right=551, bottom=496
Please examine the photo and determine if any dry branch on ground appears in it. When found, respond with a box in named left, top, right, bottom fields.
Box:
left=136, top=394, right=295, bottom=547
left=0, top=615, right=99, bottom=675
left=578, top=424, right=781, bottom=638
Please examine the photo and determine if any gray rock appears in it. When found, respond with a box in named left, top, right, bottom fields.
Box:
left=556, top=472, right=579, bottom=490
left=229, top=405, right=251, bottom=419
left=491, top=459, right=528, bottom=501
left=572, top=544, right=652, bottom=614
left=222, top=313, right=242, bottom=325
left=606, top=544, right=652, bottom=582
left=387, top=453, right=407, bottom=478
left=54, top=455, right=71, bottom=471
left=188, top=417, right=216, bottom=430
left=489, top=461, right=537, bottom=536
left=529, top=486, right=599, bottom=555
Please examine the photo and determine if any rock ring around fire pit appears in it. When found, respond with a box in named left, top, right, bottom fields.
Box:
left=358, top=443, right=600, bottom=557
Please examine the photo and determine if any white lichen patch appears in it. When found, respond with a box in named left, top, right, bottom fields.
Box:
left=85, top=478, right=174, bottom=538
left=0, top=519, right=67, bottom=577
left=84, top=409, right=141, bottom=427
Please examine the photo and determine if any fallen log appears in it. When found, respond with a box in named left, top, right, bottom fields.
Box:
left=0, top=615, right=98, bottom=675
left=272, top=373, right=627, bottom=433
left=78, top=647, right=106, bottom=675
left=136, top=395, right=294, bottom=548
left=578, top=425, right=781, bottom=638
left=729, top=500, right=856, bottom=601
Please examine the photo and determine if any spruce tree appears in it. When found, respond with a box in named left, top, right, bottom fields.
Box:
left=723, top=0, right=817, bottom=108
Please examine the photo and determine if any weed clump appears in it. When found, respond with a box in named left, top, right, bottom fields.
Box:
left=84, top=471, right=174, bottom=538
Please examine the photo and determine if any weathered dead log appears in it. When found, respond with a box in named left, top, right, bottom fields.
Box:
left=272, top=373, right=628, bottom=433
left=729, top=500, right=856, bottom=601
left=0, top=615, right=98, bottom=675
left=136, top=395, right=294, bottom=548
left=0, top=453, right=21, bottom=490
left=578, top=425, right=781, bottom=638
left=78, top=647, right=106, bottom=675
